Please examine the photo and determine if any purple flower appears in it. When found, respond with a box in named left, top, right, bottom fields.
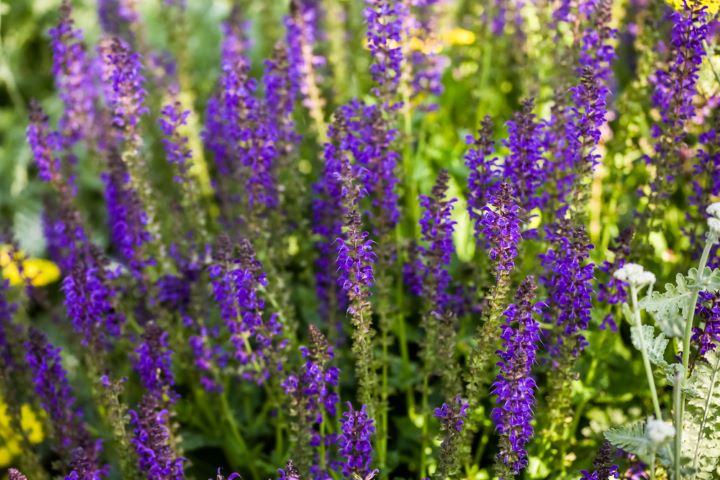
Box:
left=129, top=397, right=186, bottom=480
left=481, top=183, right=523, bottom=277
left=99, top=37, right=149, bottom=131
left=210, top=237, right=286, bottom=384
left=25, top=328, right=105, bottom=477
left=646, top=4, right=710, bottom=201
left=134, top=323, right=176, bottom=401
left=465, top=115, right=497, bottom=237
left=27, top=101, right=62, bottom=184
left=692, top=292, right=720, bottom=357
left=365, top=0, right=406, bottom=99
left=491, top=277, right=541, bottom=476
left=102, top=151, right=152, bottom=273
left=334, top=100, right=400, bottom=233
left=312, top=136, right=347, bottom=320
left=417, top=169, right=457, bottom=311
left=282, top=326, right=339, bottom=478
left=49, top=0, right=99, bottom=145
left=159, top=94, right=192, bottom=180
left=0, top=278, right=19, bottom=372
left=285, top=0, right=325, bottom=116
left=501, top=99, right=546, bottom=211
left=408, top=0, right=445, bottom=102
left=596, top=227, right=634, bottom=332
left=63, top=246, right=125, bottom=347
left=277, top=461, right=302, bottom=480
left=435, top=395, right=469, bottom=434
left=540, top=221, right=595, bottom=355
left=338, top=403, right=376, bottom=477
left=580, top=441, right=619, bottom=480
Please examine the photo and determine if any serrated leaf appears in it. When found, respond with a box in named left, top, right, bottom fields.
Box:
left=682, top=351, right=720, bottom=479
left=605, top=421, right=654, bottom=464
left=630, top=325, right=668, bottom=366
left=687, top=267, right=720, bottom=293
left=640, top=274, right=691, bottom=338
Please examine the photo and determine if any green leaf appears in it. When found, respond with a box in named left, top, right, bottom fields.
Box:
left=630, top=325, right=668, bottom=367
left=605, top=421, right=654, bottom=464
left=640, top=274, right=691, bottom=338
left=682, top=351, right=720, bottom=479
left=687, top=267, right=720, bottom=293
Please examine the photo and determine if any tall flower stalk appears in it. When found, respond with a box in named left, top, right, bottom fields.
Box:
left=491, top=277, right=541, bottom=479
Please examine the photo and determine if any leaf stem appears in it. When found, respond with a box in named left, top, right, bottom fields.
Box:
left=629, top=284, right=663, bottom=421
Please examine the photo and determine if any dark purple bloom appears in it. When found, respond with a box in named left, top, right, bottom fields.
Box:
left=491, top=277, right=541, bottom=476
left=580, top=441, right=619, bottom=480
left=540, top=221, right=595, bottom=355
left=365, top=0, right=406, bottom=100
left=417, top=169, right=457, bottom=311
left=102, top=151, right=152, bottom=273
left=338, top=403, right=376, bottom=477
left=465, top=115, right=497, bottom=238
left=0, top=277, right=19, bottom=372
left=501, top=99, right=546, bottom=211
left=312, top=134, right=347, bottom=320
left=134, top=323, right=176, bottom=402
left=434, top=395, right=469, bottom=435
left=481, top=183, right=523, bottom=277
left=646, top=4, right=710, bottom=202
left=63, top=246, right=125, bottom=347
left=25, top=328, right=105, bottom=477
left=129, top=397, right=185, bottom=480
left=334, top=100, right=400, bottom=233
left=692, top=292, right=720, bottom=357
left=282, top=326, right=339, bottom=478
left=209, top=237, right=286, bottom=384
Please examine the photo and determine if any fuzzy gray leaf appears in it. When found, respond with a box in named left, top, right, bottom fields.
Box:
left=682, top=351, right=720, bottom=479
left=639, top=274, right=691, bottom=338
left=630, top=325, right=668, bottom=367
left=605, top=421, right=654, bottom=465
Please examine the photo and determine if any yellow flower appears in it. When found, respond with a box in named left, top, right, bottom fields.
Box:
left=1, top=245, right=60, bottom=287
left=441, top=28, right=476, bottom=46
left=666, top=0, right=719, bottom=14
left=0, top=400, right=44, bottom=468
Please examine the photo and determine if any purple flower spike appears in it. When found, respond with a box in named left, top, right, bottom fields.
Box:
left=491, top=277, right=541, bottom=476
left=417, top=169, right=457, bottom=311
left=134, top=323, right=176, bottom=402
left=365, top=0, right=407, bottom=100
left=159, top=94, right=193, bottom=181
left=99, top=36, right=149, bottom=132
left=50, top=0, right=99, bottom=146
left=501, top=99, right=546, bottom=211
left=338, top=403, right=377, bottom=478
left=129, top=397, right=186, bottom=480
left=540, top=221, right=595, bottom=355
left=481, top=183, right=523, bottom=277
left=25, top=328, right=105, bottom=477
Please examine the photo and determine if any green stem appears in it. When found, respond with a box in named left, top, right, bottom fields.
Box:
left=630, top=284, right=663, bottom=421
left=419, top=372, right=430, bottom=479
left=675, top=234, right=716, bottom=479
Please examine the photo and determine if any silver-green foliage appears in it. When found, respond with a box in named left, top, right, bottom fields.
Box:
left=682, top=350, right=720, bottom=480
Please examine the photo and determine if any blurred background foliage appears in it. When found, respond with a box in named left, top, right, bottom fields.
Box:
left=1, top=0, right=719, bottom=478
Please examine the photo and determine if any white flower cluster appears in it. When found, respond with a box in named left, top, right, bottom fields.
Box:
left=614, top=263, right=656, bottom=288
left=647, top=418, right=675, bottom=445
left=708, top=202, right=720, bottom=237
